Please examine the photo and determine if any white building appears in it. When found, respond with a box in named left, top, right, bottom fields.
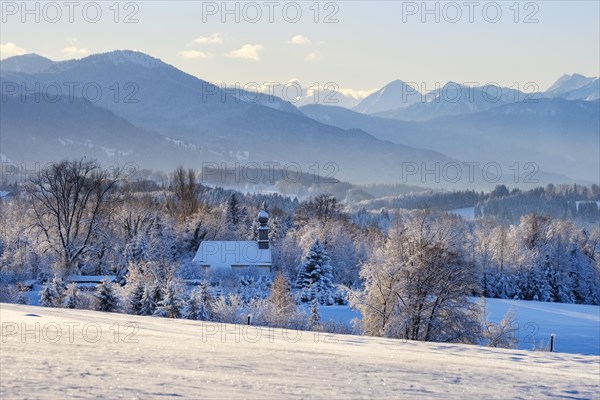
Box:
left=192, top=210, right=272, bottom=273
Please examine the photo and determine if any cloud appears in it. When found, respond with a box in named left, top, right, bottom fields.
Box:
left=288, top=35, right=311, bottom=45
left=178, top=50, right=211, bottom=60
left=305, top=52, right=319, bottom=61
left=226, top=44, right=264, bottom=61
left=193, top=33, right=223, bottom=45
left=338, top=87, right=379, bottom=100
left=62, top=46, right=91, bottom=58
left=0, top=42, right=27, bottom=59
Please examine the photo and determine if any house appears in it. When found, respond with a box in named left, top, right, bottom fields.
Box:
left=66, top=275, right=117, bottom=290
left=192, top=210, right=272, bottom=272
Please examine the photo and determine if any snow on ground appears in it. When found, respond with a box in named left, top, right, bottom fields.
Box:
left=318, top=305, right=362, bottom=325
left=484, top=298, right=600, bottom=356
left=1, top=303, right=599, bottom=399
left=317, top=299, right=600, bottom=356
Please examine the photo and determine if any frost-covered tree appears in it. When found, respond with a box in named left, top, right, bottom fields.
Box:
left=266, top=272, right=303, bottom=328
left=95, top=279, right=119, bottom=312
left=183, top=282, right=214, bottom=321
left=353, top=211, right=483, bottom=344
left=62, top=282, right=80, bottom=309
left=484, top=309, right=518, bottom=349
left=126, top=281, right=145, bottom=315
left=154, top=280, right=184, bottom=318
left=310, top=299, right=321, bottom=329
left=237, top=273, right=272, bottom=303
left=28, top=159, right=119, bottom=274
left=40, top=277, right=65, bottom=307
left=171, top=166, right=199, bottom=220
left=297, top=239, right=335, bottom=305
left=212, top=294, right=246, bottom=324
left=139, top=285, right=157, bottom=316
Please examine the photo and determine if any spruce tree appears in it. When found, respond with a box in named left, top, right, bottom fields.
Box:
left=226, top=193, right=245, bottom=227
left=140, top=285, right=157, bottom=316
left=297, top=239, right=335, bottom=305
left=95, top=279, right=119, bottom=312
left=40, top=277, right=65, bottom=307
left=183, top=282, right=213, bottom=320
left=154, top=281, right=183, bottom=318
left=127, top=281, right=145, bottom=315
left=62, top=283, right=80, bottom=309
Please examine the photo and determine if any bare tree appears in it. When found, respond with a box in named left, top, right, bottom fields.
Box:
left=169, top=166, right=199, bottom=220
left=29, top=159, right=119, bottom=274
left=295, top=194, right=344, bottom=226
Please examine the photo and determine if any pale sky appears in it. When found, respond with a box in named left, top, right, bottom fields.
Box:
left=1, top=1, right=599, bottom=95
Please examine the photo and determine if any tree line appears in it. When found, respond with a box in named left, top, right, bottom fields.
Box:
left=0, top=160, right=598, bottom=347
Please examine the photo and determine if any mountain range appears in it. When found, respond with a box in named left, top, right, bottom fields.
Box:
left=1, top=51, right=597, bottom=187
left=301, top=99, right=599, bottom=183
left=350, top=75, right=599, bottom=122
left=0, top=51, right=459, bottom=187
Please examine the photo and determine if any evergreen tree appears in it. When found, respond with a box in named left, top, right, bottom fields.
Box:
left=226, top=193, right=245, bottom=227
left=297, top=239, right=335, bottom=305
left=139, top=285, right=157, bottom=316
left=237, top=274, right=273, bottom=303
left=182, top=291, right=200, bottom=320
left=40, top=277, right=65, bottom=307
left=62, top=283, right=80, bottom=309
left=183, top=282, right=213, bottom=320
left=127, top=281, right=145, bottom=315
left=154, top=281, right=183, bottom=318
left=95, top=279, right=119, bottom=312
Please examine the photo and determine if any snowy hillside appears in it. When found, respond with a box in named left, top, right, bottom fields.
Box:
left=317, top=298, right=600, bottom=356
left=1, top=303, right=598, bottom=399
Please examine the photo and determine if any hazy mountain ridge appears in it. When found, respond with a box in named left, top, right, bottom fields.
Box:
left=1, top=51, right=474, bottom=187
left=300, top=100, right=598, bottom=182
left=0, top=94, right=209, bottom=170
left=0, top=53, right=55, bottom=74
left=373, top=82, right=535, bottom=121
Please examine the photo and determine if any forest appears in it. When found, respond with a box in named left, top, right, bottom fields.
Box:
left=0, top=159, right=598, bottom=346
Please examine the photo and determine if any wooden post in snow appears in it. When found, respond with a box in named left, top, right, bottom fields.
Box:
left=550, top=334, right=555, bottom=352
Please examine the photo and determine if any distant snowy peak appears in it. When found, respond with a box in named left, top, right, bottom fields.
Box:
left=352, top=80, right=422, bottom=114
left=546, top=73, right=595, bottom=93
left=0, top=54, right=55, bottom=74
left=545, top=73, right=599, bottom=101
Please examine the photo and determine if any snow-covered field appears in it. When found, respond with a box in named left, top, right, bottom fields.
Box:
left=317, top=298, right=600, bottom=356
left=1, top=303, right=599, bottom=399
left=485, top=298, right=600, bottom=356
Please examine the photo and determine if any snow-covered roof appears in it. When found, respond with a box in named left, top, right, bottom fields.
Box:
left=192, top=241, right=271, bottom=268
left=66, top=275, right=117, bottom=283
